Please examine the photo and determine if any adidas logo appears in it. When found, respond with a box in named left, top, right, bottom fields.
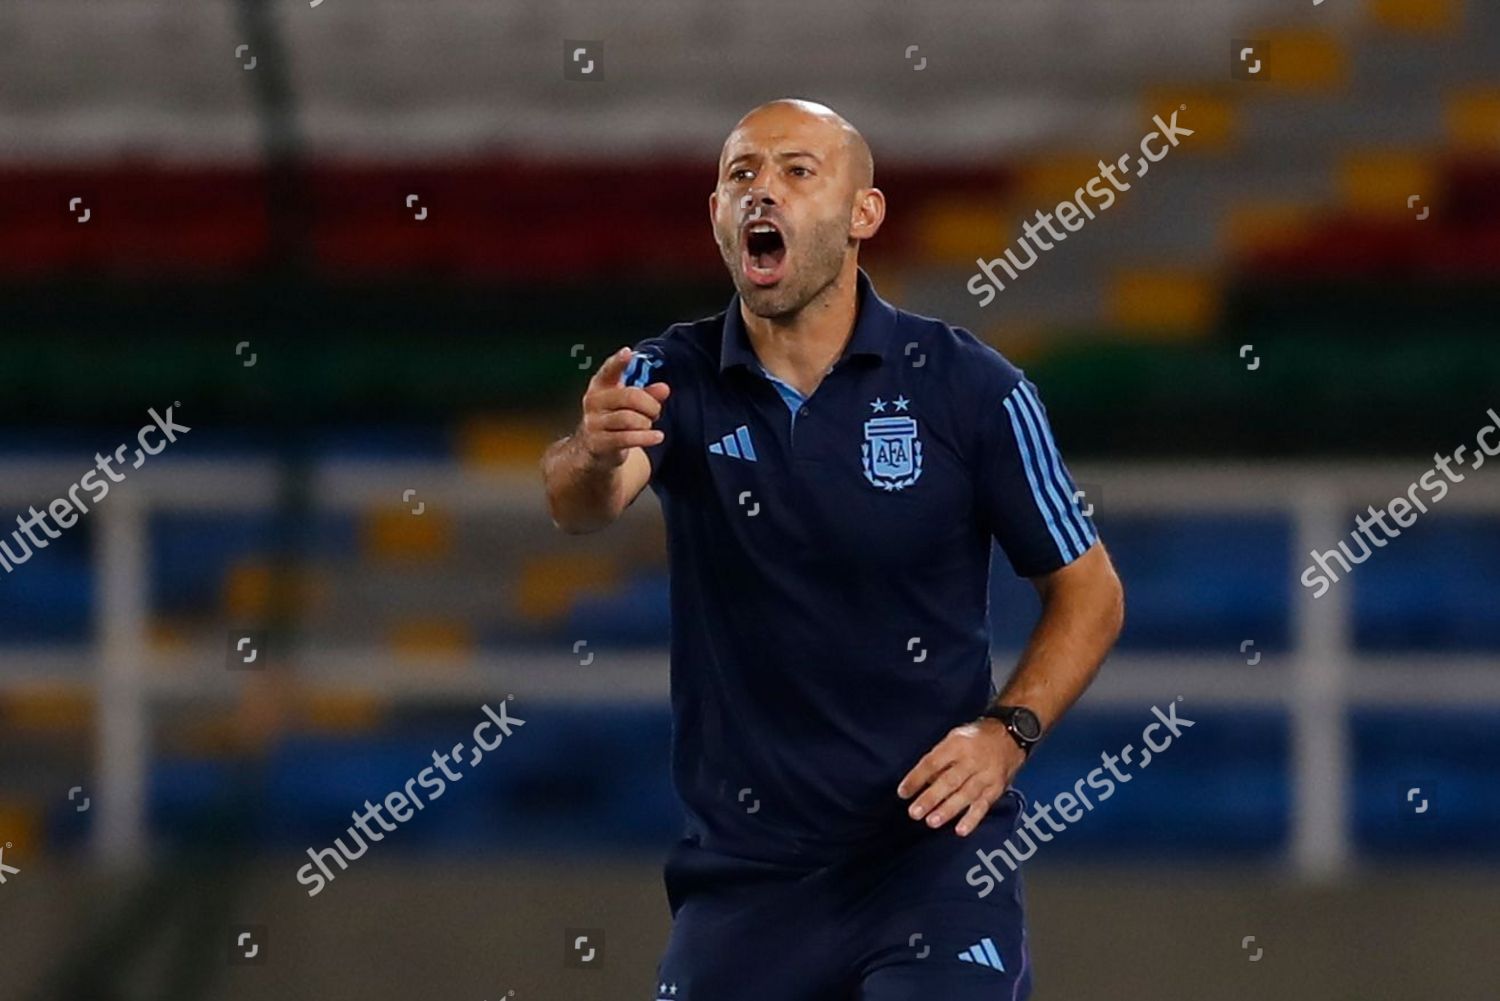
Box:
left=956, top=937, right=1005, bottom=971
left=708, top=425, right=757, bottom=462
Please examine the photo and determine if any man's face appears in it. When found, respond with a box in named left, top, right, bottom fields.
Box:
left=711, top=107, right=861, bottom=319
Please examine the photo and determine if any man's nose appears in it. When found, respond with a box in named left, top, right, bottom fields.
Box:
left=741, top=186, right=777, bottom=214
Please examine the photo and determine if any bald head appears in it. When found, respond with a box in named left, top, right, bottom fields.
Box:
left=710, top=98, right=885, bottom=319
left=721, top=99, right=874, bottom=189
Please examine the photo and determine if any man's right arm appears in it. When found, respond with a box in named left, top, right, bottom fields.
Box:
left=541, top=347, right=671, bottom=534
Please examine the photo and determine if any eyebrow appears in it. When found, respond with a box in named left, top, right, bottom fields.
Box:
left=724, top=149, right=825, bottom=172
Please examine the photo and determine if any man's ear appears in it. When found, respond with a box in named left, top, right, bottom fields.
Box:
left=850, top=187, right=886, bottom=241
left=709, top=189, right=719, bottom=228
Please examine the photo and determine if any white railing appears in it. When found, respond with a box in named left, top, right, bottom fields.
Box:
left=1, top=460, right=1496, bottom=877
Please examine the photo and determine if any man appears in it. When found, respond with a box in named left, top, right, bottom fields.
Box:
left=542, top=99, right=1123, bottom=1000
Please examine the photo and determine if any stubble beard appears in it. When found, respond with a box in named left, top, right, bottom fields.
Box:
left=717, top=214, right=852, bottom=320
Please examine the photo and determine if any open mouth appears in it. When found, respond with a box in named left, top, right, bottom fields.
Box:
left=742, top=222, right=787, bottom=286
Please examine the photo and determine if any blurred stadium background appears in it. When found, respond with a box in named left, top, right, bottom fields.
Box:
left=1, top=0, right=1498, bottom=998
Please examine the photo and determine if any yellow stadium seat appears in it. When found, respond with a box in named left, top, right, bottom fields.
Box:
left=299, top=690, right=387, bottom=732
left=457, top=417, right=555, bottom=470
left=1222, top=201, right=1321, bottom=255
left=224, top=560, right=326, bottom=619
left=1370, top=0, right=1461, bottom=34
left=388, top=619, right=474, bottom=659
left=1446, top=89, right=1500, bottom=152
left=1018, top=155, right=1116, bottom=207
left=1338, top=150, right=1436, bottom=216
left=364, top=509, right=453, bottom=562
left=149, top=619, right=193, bottom=651
left=224, top=560, right=272, bottom=618
left=1260, top=31, right=1348, bottom=91
left=0, top=684, right=92, bottom=731
left=1142, top=90, right=1237, bottom=152
left=1108, top=269, right=1219, bottom=338
left=514, top=552, right=621, bottom=623
left=917, top=199, right=1011, bottom=264
left=0, top=800, right=42, bottom=856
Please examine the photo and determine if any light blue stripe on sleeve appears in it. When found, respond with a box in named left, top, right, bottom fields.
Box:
left=1016, top=382, right=1097, bottom=549
left=1008, top=388, right=1086, bottom=559
left=1003, top=392, right=1075, bottom=562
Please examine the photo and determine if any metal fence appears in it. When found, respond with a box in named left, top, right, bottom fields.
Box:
left=1, top=459, right=1496, bottom=878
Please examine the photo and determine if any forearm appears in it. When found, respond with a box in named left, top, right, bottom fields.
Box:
left=541, top=432, right=634, bottom=534
left=901, top=546, right=1121, bottom=835
left=994, top=545, right=1124, bottom=731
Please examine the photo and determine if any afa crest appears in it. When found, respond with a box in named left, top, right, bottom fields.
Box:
left=862, top=415, right=923, bottom=491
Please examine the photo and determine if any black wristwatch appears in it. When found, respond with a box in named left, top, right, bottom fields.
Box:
left=980, top=705, right=1043, bottom=756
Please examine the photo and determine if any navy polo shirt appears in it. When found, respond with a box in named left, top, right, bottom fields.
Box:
left=624, top=270, right=1097, bottom=867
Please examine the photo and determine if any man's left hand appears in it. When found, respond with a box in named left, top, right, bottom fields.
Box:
left=897, top=719, right=1025, bottom=837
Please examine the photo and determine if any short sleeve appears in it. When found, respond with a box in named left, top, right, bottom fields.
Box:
left=623, top=336, right=675, bottom=481
left=974, top=376, right=1098, bottom=577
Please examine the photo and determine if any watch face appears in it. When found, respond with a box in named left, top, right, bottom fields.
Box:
left=1009, top=708, right=1043, bottom=742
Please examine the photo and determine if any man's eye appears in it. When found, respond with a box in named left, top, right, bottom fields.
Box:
left=789, top=166, right=812, bottom=177
left=731, top=169, right=754, bottom=182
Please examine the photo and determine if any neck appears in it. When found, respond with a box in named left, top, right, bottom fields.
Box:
left=741, top=258, right=861, bottom=397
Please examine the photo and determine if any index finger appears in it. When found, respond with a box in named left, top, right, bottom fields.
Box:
left=590, top=347, right=633, bottom=389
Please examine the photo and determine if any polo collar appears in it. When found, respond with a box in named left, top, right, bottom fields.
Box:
left=719, top=268, right=897, bottom=374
